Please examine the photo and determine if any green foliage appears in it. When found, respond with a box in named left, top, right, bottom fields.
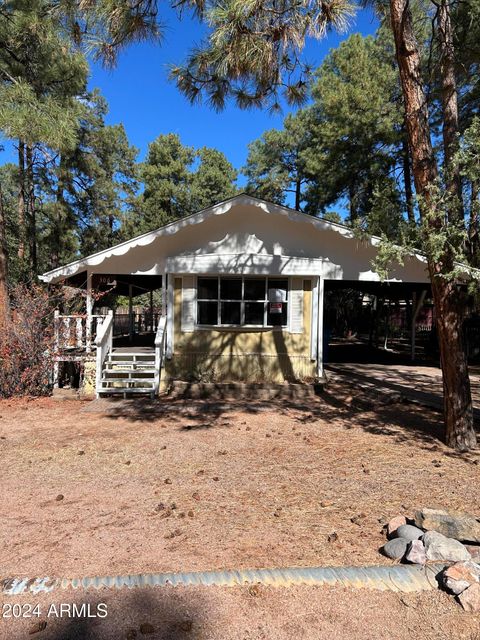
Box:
left=244, top=111, right=311, bottom=209
left=304, top=31, right=405, bottom=226
left=171, top=0, right=355, bottom=110
left=0, top=0, right=89, bottom=150
left=124, top=134, right=238, bottom=235
left=190, top=147, right=238, bottom=211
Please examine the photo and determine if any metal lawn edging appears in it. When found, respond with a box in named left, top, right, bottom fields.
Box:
left=1, top=563, right=448, bottom=596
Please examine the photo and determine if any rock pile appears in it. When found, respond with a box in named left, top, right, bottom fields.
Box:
left=381, top=507, right=480, bottom=611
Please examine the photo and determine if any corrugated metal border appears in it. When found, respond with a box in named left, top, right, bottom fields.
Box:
left=1, top=563, right=447, bottom=596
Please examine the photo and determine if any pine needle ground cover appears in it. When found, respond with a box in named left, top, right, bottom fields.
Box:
left=1, top=377, right=478, bottom=582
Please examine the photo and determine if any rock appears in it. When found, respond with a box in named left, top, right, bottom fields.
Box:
left=423, top=530, right=471, bottom=562
left=443, top=561, right=480, bottom=595
left=351, top=513, right=367, bottom=526
left=55, top=494, right=64, bottom=501
left=405, top=539, right=427, bottom=565
left=458, top=583, right=480, bottom=612
left=164, top=478, right=172, bottom=485
left=396, top=524, right=424, bottom=542
left=320, top=500, right=334, bottom=508
left=415, top=507, right=480, bottom=543
left=387, top=515, right=407, bottom=538
left=465, top=545, right=480, bottom=561
left=382, top=537, right=408, bottom=560
left=327, top=532, right=338, bottom=543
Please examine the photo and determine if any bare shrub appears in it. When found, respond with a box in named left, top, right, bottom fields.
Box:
left=0, top=284, right=56, bottom=398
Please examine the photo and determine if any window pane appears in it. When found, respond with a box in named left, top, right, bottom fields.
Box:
left=198, top=277, right=218, bottom=300
left=268, top=279, right=288, bottom=301
left=244, top=278, right=266, bottom=301
left=268, top=302, right=288, bottom=326
left=220, top=278, right=242, bottom=300
left=245, top=302, right=265, bottom=325
left=221, top=301, right=241, bottom=325
left=198, top=301, right=218, bottom=325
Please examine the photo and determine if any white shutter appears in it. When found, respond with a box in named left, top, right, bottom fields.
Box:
left=181, top=275, right=196, bottom=332
left=289, top=277, right=304, bottom=334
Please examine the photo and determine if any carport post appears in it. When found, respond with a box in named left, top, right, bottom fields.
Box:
left=411, top=289, right=427, bottom=361
left=317, top=276, right=325, bottom=378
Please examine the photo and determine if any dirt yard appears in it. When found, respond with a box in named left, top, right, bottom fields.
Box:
left=1, top=380, right=479, bottom=582
left=1, top=381, right=480, bottom=638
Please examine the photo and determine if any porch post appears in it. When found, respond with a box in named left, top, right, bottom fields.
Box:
left=128, top=283, right=133, bottom=343
left=161, top=271, right=167, bottom=316
left=149, top=290, right=154, bottom=332
left=317, top=276, right=325, bottom=378
left=166, top=274, right=174, bottom=358
left=86, top=272, right=93, bottom=353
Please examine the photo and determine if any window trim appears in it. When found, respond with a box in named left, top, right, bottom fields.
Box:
left=196, top=275, right=289, bottom=329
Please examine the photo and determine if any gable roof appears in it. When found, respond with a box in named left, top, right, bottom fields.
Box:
left=39, top=193, right=420, bottom=284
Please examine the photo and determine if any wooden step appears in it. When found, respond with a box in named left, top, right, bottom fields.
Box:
left=97, top=388, right=155, bottom=397
left=104, top=361, right=155, bottom=369
left=102, top=369, right=155, bottom=380
left=101, top=378, right=155, bottom=386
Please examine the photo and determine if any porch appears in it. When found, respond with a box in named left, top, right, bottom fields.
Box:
left=53, top=272, right=167, bottom=398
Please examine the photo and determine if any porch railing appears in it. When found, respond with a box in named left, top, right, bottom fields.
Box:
left=154, top=315, right=167, bottom=396
left=95, top=311, right=114, bottom=397
left=113, top=312, right=160, bottom=336
left=54, top=311, right=104, bottom=354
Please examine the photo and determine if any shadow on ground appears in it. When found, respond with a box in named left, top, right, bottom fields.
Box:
left=11, top=590, right=206, bottom=640
left=82, top=381, right=479, bottom=462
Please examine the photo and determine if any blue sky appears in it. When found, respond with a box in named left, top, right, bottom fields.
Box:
left=1, top=6, right=378, bottom=180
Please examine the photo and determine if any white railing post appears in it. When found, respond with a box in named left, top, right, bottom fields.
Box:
left=154, top=315, right=167, bottom=397
left=95, top=310, right=114, bottom=397
left=53, top=310, right=60, bottom=388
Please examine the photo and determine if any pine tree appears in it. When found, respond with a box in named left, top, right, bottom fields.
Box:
left=191, top=147, right=238, bottom=211
left=244, top=112, right=311, bottom=210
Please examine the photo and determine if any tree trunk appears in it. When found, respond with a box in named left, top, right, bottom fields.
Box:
left=52, top=156, right=67, bottom=269
left=294, top=175, right=301, bottom=211
left=389, top=0, right=477, bottom=450
left=432, top=277, right=476, bottom=450
left=348, top=182, right=358, bottom=224
left=438, top=0, right=462, bottom=217
left=401, top=124, right=415, bottom=224
left=17, top=140, right=26, bottom=264
left=26, top=144, right=37, bottom=276
left=0, top=183, right=9, bottom=326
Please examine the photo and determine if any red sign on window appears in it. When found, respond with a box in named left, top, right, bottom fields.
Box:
left=270, top=302, right=283, bottom=314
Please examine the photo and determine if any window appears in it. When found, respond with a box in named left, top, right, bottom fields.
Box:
left=197, top=277, right=288, bottom=327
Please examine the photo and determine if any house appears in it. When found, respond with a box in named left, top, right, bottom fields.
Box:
left=39, top=194, right=430, bottom=397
